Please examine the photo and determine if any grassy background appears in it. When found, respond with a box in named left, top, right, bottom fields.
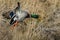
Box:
left=0, top=0, right=60, bottom=40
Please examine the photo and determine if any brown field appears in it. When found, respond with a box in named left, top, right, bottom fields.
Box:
left=0, top=0, right=60, bottom=40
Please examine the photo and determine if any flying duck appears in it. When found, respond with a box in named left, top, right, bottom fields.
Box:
left=10, top=2, right=39, bottom=26
left=10, top=2, right=29, bottom=25
left=2, top=2, right=39, bottom=30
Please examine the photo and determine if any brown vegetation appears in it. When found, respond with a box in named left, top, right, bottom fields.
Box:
left=0, top=0, right=60, bottom=40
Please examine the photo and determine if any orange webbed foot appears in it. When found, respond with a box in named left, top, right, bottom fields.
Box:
left=10, top=21, right=18, bottom=31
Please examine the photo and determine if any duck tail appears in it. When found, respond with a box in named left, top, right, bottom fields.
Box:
left=17, top=2, right=20, bottom=8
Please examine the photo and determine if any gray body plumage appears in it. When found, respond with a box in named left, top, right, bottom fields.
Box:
left=10, top=2, right=30, bottom=25
left=10, top=5, right=29, bottom=25
left=13, top=10, right=29, bottom=22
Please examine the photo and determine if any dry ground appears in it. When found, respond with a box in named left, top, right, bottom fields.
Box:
left=0, top=0, right=60, bottom=40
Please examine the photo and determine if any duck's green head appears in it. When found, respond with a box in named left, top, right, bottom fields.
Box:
left=31, top=14, right=39, bottom=19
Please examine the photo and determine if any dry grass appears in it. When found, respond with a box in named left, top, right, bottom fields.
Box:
left=0, top=0, right=60, bottom=40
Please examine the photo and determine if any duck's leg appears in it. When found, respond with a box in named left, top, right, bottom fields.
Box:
left=10, top=21, right=18, bottom=30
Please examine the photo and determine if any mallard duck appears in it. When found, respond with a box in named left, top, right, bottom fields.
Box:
left=10, top=2, right=39, bottom=25
left=2, top=2, right=39, bottom=30
left=9, top=2, right=30, bottom=29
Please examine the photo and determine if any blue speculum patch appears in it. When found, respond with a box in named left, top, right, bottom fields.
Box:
left=9, top=11, right=14, bottom=18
